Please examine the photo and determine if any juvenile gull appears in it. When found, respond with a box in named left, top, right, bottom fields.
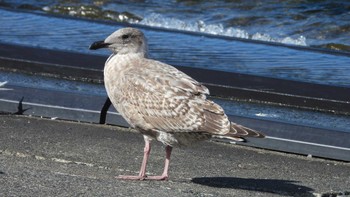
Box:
left=89, top=27, right=265, bottom=180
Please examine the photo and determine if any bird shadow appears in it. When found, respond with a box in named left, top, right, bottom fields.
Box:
left=191, top=177, right=314, bottom=196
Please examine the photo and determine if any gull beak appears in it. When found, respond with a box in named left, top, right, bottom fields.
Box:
left=89, top=41, right=111, bottom=50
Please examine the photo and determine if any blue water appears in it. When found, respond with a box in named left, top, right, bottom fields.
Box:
left=0, top=8, right=349, bottom=87
left=1, top=0, right=350, bottom=52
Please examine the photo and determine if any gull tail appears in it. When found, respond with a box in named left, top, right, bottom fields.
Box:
left=221, top=122, right=265, bottom=142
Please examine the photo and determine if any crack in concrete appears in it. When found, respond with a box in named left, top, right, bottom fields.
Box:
left=0, top=149, right=109, bottom=170
left=0, top=148, right=142, bottom=176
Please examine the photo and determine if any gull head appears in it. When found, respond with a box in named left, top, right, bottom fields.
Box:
left=89, top=27, right=147, bottom=56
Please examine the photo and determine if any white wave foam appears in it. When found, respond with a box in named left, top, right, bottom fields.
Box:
left=0, top=81, right=11, bottom=91
left=0, top=81, right=7, bottom=87
left=252, top=33, right=307, bottom=46
left=255, top=113, right=279, bottom=118
left=137, top=13, right=307, bottom=46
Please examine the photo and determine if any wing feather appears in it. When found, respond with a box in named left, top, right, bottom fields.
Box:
left=107, top=58, right=230, bottom=134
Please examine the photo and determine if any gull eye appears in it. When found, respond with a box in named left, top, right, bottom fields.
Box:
left=121, top=34, right=130, bottom=40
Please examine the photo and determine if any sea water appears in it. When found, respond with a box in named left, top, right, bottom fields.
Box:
left=1, top=0, right=349, bottom=52
left=0, top=8, right=349, bottom=86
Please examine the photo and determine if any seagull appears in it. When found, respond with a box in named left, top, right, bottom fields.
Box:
left=89, top=27, right=265, bottom=181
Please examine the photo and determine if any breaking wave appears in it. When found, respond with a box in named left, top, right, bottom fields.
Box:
left=137, top=13, right=307, bottom=47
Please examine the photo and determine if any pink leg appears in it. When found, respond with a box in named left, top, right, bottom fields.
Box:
left=117, top=138, right=151, bottom=180
left=117, top=141, right=173, bottom=181
left=146, top=145, right=172, bottom=180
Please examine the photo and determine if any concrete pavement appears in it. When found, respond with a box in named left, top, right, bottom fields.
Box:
left=0, top=115, right=349, bottom=196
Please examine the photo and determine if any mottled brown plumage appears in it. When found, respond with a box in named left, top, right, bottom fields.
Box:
left=89, top=27, right=265, bottom=180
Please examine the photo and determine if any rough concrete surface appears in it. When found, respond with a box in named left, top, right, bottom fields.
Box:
left=0, top=115, right=349, bottom=196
